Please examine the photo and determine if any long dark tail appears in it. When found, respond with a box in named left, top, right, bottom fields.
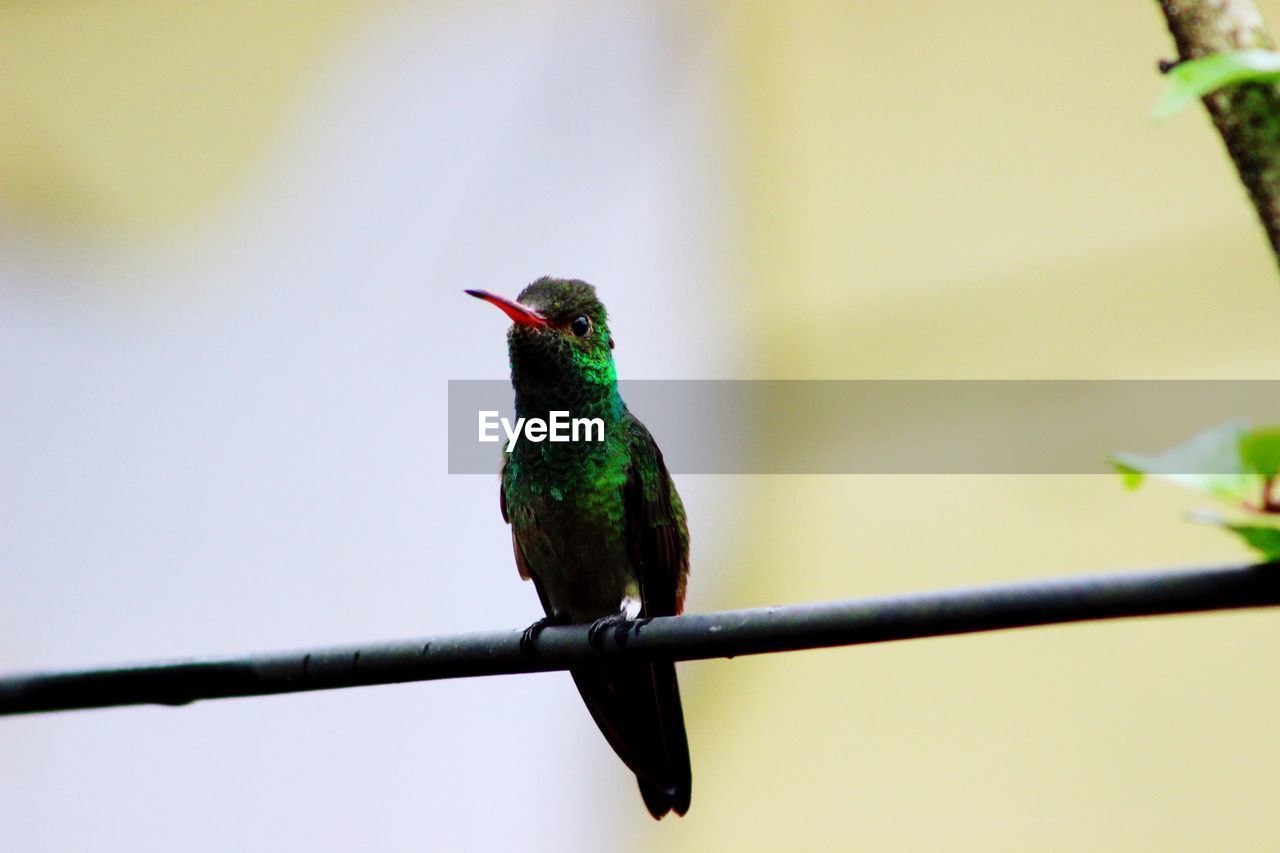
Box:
left=570, top=661, right=692, bottom=819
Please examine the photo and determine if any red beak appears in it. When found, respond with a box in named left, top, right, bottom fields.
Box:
left=465, top=289, right=549, bottom=327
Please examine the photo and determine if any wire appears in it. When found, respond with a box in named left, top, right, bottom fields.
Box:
left=2, top=561, right=1278, bottom=716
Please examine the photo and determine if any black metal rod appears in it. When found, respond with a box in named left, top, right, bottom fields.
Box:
left=3, top=562, right=1279, bottom=716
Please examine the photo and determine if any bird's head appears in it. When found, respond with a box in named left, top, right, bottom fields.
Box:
left=467, top=277, right=618, bottom=399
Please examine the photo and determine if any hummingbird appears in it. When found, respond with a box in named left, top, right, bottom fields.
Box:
left=466, top=277, right=692, bottom=819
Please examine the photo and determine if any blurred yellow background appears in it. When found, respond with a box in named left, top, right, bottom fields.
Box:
left=3, top=1, right=1280, bottom=851
left=680, top=2, right=1280, bottom=850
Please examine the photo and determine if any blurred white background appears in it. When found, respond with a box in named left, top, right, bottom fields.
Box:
left=1, top=4, right=734, bottom=850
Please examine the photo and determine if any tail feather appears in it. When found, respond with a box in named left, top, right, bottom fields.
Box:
left=570, top=661, right=691, bottom=819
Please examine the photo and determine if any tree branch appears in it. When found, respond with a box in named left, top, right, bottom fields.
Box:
left=1157, top=0, right=1280, bottom=265
left=1, top=562, right=1278, bottom=716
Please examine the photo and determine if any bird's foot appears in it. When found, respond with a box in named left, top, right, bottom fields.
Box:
left=520, top=613, right=570, bottom=655
left=587, top=613, right=633, bottom=650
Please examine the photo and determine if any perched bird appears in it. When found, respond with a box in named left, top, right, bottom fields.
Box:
left=466, top=277, right=692, bottom=819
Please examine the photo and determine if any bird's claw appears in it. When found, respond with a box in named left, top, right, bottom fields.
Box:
left=587, top=613, right=633, bottom=650
left=520, top=614, right=569, bottom=655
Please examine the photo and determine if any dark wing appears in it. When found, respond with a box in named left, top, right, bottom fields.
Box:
left=622, top=411, right=689, bottom=616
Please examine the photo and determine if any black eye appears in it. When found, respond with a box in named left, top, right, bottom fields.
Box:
left=570, top=315, right=591, bottom=337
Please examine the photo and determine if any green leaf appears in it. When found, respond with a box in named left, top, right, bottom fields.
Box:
left=1240, top=428, right=1280, bottom=478
left=1225, top=524, right=1280, bottom=560
left=1153, top=49, right=1280, bottom=121
left=1114, top=462, right=1145, bottom=490
left=1119, top=421, right=1280, bottom=561
left=1187, top=510, right=1280, bottom=560
left=1110, top=419, right=1258, bottom=504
